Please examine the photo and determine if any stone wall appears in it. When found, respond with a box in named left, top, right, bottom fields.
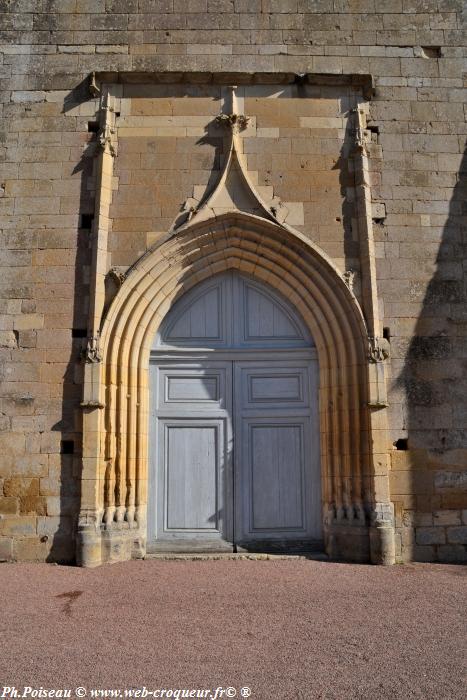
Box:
left=0, top=1, right=466, bottom=564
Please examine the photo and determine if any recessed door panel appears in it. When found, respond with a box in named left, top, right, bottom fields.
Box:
left=154, top=271, right=313, bottom=350
left=157, top=365, right=229, bottom=412
left=155, top=417, right=231, bottom=547
left=243, top=284, right=302, bottom=341
left=234, top=360, right=321, bottom=548
left=167, top=375, right=219, bottom=402
left=165, top=423, right=220, bottom=531
left=236, top=362, right=311, bottom=411
left=164, top=285, right=224, bottom=344
left=249, top=422, right=305, bottom=531
left=148, top=361, right=233, bottom=551
left=249, top=374, right=302, bottom=403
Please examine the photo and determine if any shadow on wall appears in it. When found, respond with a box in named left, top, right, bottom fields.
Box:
left=46, top=103, right=97, bottom=563
left=398, top=145, right=467, bottom=561
left=335, top=108, right=362, bottom=272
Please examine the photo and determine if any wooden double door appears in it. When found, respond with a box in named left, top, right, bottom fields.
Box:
left=148, top=355, right=321, bottom=552
left=147, top=272, right=322, bottom=553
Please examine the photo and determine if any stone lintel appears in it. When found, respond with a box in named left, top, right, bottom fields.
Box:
left=90, top=71, right=374, bottom=96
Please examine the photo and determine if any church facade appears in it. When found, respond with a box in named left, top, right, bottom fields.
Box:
left=0, top=1, right=466, bottom=566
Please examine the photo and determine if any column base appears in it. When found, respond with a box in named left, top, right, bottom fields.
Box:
left=324, top=502, right=396, bottom=565
left=76, top=524, right=146, bottom=567
left=325, top=522, right=371, bottom=563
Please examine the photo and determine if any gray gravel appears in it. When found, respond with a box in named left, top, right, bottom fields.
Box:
left=0, top=560, right=466, bottom=700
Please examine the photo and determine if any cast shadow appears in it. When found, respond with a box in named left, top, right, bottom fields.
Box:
left=46, top=108, right=98, bottom=563
left=398, top=145, right=466, bottom=561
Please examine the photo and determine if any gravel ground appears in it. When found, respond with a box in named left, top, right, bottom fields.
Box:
left=0, top=560, right=466, bottom=700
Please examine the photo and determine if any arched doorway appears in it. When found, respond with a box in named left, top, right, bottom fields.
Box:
left=78, top=213, right=395, bottom=567
left=147, top=271, right=321, bottom=553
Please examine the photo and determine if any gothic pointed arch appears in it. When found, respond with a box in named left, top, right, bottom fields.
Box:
left=78, top=211, right=394, bottom=567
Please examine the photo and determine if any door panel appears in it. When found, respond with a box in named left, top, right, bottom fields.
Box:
left=165, top=423, right=219, bottom=531
left=249, top=421, right=305, bottom=531
left=234, top=360, right=321, bottom=549
left=154, top=271, right=312, bottom=350
left=157, top=365, right=229, bottom=412
left=162, top=282, right=228, bottom=346
left=148, top=362, right=233, bottom=551
left=237, top=362, right=311, bottom=411
left=155, top=416, right=231, bottom=548
left=166, top=375, right=219, bottom=402
left=249, top=374, right=302, bottom=403
left=242, top=283, right=302, bottom=340
left=161, top=421, right=223, bottom=534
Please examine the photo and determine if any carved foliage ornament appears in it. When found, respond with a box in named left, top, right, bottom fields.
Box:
left=215, top=112, right=250, bottom=132
left=97, top=123, right=117, bottom=157
left=368, top=336, right=390, bottom=363
left=107, top=267, right=126, bottom=288
left=82, top=334, right=103, bottom=364
left=349, top=107, right=370, bottom=155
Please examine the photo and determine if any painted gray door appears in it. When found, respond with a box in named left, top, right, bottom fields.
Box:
left=234, top=361, right=321, bottom=551
left=148, top=362, right=233, bottom=551
left=148, top=271, right=321, bottom=553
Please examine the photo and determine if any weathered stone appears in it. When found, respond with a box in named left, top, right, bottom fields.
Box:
left=446, top=526, right=467, bottom=545
left=0, top=497, right=18, bottom=515
left=3, top=477, right=47, bottom=515
left=0, top=516, right=37, bottom=537
left=0, top=331, right=17, bottom=349
left=416, top=527, right=446, bottom=546
left=0, top=537, right=13, bottom=562
left=433, top=510, right=461, bottom=526
left=0, top=0, right=465, bottom=567
left=438, top=544, right=467, bottom=563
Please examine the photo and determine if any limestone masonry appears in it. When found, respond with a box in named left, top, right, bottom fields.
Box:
left=0, top=1, right=466, bottom=566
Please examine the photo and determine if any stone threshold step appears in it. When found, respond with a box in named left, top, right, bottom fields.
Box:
left=144, top=552, right=328, bottom=561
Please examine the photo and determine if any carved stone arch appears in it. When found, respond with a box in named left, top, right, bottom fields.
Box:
left=78, top=212, right=395, bottom=567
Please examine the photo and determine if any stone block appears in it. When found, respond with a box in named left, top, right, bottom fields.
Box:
left=446, top=526, right=467, bottom=545
left=0, top=497, right=19, bottom=515
left=13, top=537, right=48, bottom=563
left=0, top=331, right=17, bottom=349
left=0, top=516, right=36, bottom=537
left=10, top=454, right=48, bottom=478
left=441, top=493, right=467, bottom=510
left=433, top=510, right=461, bottom=526
left=17, top=331, right=37, bottom=348
left=412, top=545, right=436, bottom=563
left=438, top=545, right=467, bottom=563
left=0, top=536, right=13, bottom=561
left=3, top=477, right=46, bottom=516
left=39, top=478, right=61, bottom=497
left=434, top=471, right=467, bottom=490
left=0, top=433, right=26, bottom=475
left=416, top=526, right=446, bottom=545
left=37, top=515, right=72, bottom=537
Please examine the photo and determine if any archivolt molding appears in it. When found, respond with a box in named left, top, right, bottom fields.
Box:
left=78, top=212, right=394, bottom=566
